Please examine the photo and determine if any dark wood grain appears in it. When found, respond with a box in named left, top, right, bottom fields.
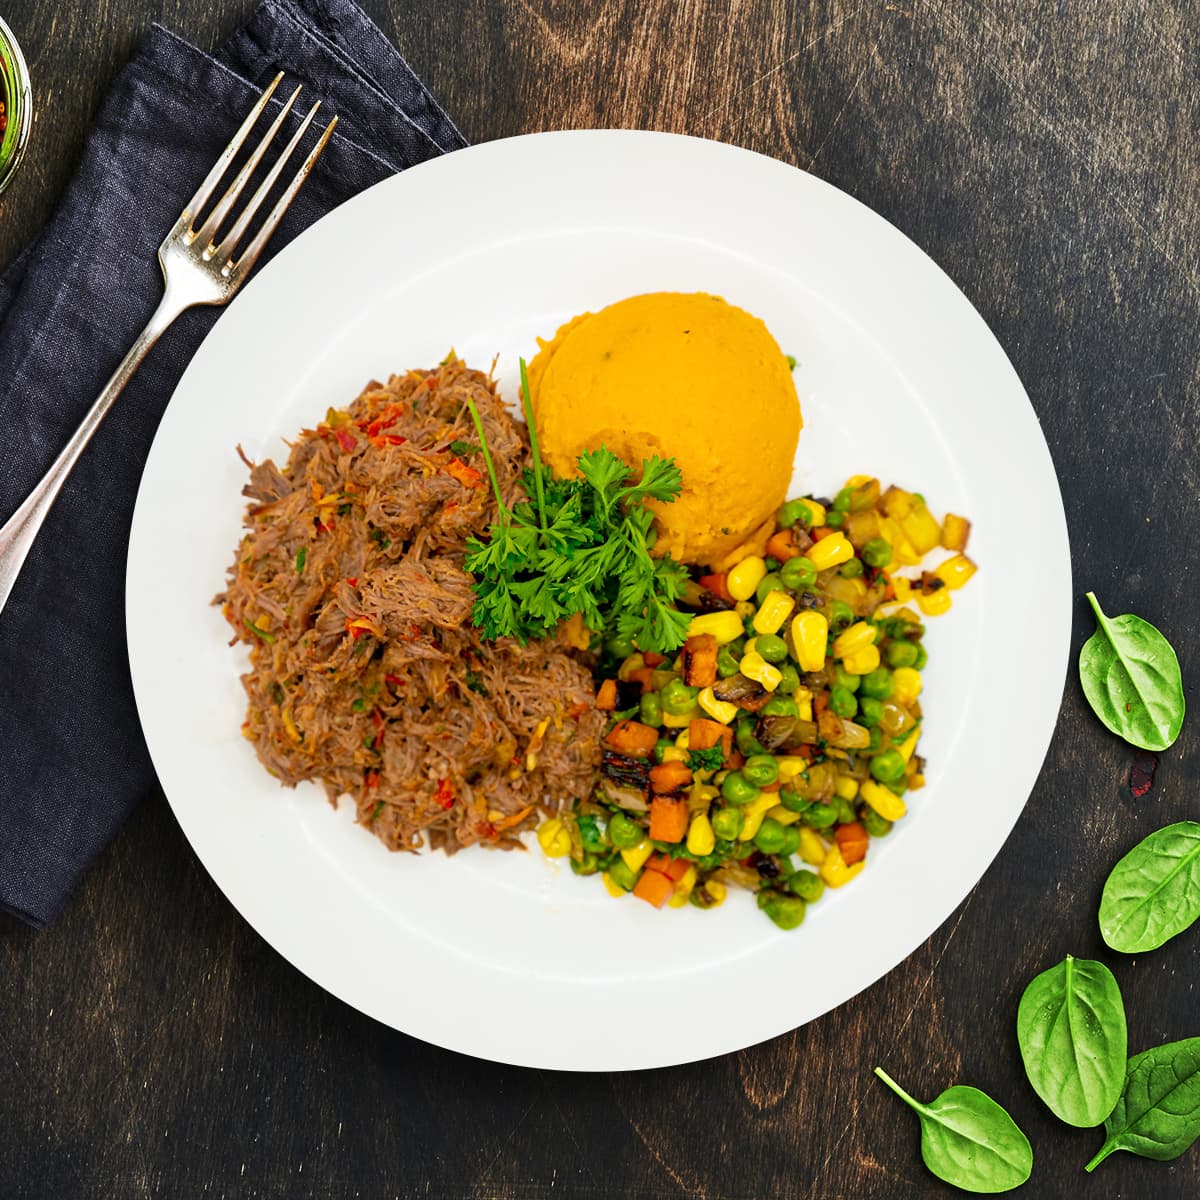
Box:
left=3, top=0, right=1200, bottom=1197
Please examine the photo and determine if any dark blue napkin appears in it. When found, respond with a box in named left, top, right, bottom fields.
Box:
left=0, top=0, right=467, bottom=927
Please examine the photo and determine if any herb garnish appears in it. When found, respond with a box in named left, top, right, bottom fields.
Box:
left=686, top=746, right=725, bottom=772
left=462, top=359, right=691, bottom=654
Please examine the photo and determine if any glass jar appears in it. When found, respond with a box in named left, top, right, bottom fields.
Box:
left=0, top=16, right=32, bottom=198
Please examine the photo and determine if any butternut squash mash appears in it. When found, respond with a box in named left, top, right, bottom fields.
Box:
left=526, top=292, right=801, bottom=568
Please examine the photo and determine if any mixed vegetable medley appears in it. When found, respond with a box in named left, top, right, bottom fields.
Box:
left=537, top=475, right=976, bottom=929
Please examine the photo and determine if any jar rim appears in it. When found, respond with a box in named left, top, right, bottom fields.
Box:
left=0, top=15, right=32, bottom=198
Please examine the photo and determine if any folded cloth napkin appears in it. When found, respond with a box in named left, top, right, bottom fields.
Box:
left=0, top=0, right=467, bottom=927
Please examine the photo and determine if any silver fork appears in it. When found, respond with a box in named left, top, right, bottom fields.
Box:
left=0, top=74, right=336, bottom=616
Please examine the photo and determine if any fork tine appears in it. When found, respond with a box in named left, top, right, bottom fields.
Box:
left=181, top=73, right=283, bottom=227
left=226, top=111, right=338, bottom=277
left=193, top=84, right=302, bottom=251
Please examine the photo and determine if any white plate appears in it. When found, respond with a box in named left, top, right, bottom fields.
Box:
left=127, top=130, right=1070, bottom=1071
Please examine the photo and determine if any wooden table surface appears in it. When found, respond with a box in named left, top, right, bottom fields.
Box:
left=3, top=2, right=1198, bottom=1197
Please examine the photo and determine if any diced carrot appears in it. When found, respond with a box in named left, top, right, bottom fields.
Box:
left=632, top=869, right=675, bottom=908
left=810, top=526, right=836, bottom=541
left=727, top=749, right=746, bottom=770
left=688, top=719, right=733, bottom=758
left=760, top=781, right=782, bottom=793
left=649, top=761, right=694, bottom=795
left=835, top=821, right=869, bottom=865
left=645, top=853, right=691, bottom=882
left=681, top=633, right=719, bottom=688
left=628, top=667, right=655, bottom=693
left=595, top=679, right=619, bottom=711
left=642, top=652, right=667, bottom=668
left=698, top=573, right=733, bottom=603
left=765, top=529, right=800, bottom=561
left=603, top=720, right=659, bottom=757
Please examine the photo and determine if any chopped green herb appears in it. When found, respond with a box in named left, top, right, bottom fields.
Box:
left=350, top=697, right=367, bottom=712
left=449, top=440, right=481, bottom=456
left=371, top=801, right=385, bottom=821
left=465, top=670, right=490, bottom=697
left=687, top=746, right=726, bottom=772
left=786, top=354, right=797, bottom=370
left=295, top=547, right=307, bottom=574
left=244, top=619, right=275, bottom=644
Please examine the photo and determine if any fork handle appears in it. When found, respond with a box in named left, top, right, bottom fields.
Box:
left=0, top=292, right=187, bottom=617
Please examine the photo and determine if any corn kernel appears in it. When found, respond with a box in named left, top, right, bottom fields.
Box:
left=805, top=531, right=854, bottom=572
left=617, top=653, right=645, bottom=682
left=621, top=839, right=654, bottom=872
left=777, top=756, right=809, bottom=782
left=740, top=651, right=782, bottom=691
left=686, top=610, right=744, bottom=645
left=898, top=729, right=920, bottom=763
left=820, top=843, right=866, bottom=888
left=698, top=686, right=739, bottom=724
left=702, top=880, right=728, bottom=907
left=734, top=600, right=756, bottom=621
left=753, top=590, right=796, bottom=635
left=660, top=746, right=689, bottom=764
left=833, top=620, right=876, bottom=659
left=738, top=793, right=779, bottom=841
left=798, top=827, right=828, bottom=866
left=668, top=865, right=698, bottom=906
left=834, top=774, right=859, bottom=801
left=892, top=667, right=922, bottom=707
left=909, top=773, right=926, bottom=790
left=674, top=729, right=692, bottom=749
left=742, top=637, right=759, bottom=658
left=601, top=871, right=627, bottom=898
left=688, top=783, right=720, bottom=810
left=935, top=554, right=977, bottom=590
left=790, top=611, right=829, bottom=672
left=861, top=779, right=908, bottom=821
left=843, top=644, right=881, bottom=675
left=891, top=576, right=913, bottom=604
left=803, top=499, right=827, bottom=526
left=686, top=813, right=716, bottom=856
left=844, top=473, right=873, bottom=488
left=767, top=804, right=802, bottom=826
left=660, top=709, right=694, bottom=728
left=918, top=587, right=952, bottom=617
left=727, top=555, right=767, bottom=601
left=796, top=696, right=814, bottom=722
left=536, top=818, right=572, bottom=857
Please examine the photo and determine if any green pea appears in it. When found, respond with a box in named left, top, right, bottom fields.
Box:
left=803, top=802, right=839, bottom=829
left=886, top=640, right=919, bottom=668
left=861, top=537, right=893, bottom=568
left=778, top=826, right=801, bottom=856
left=832, top=487, right=854, bottom=513
left=858, top=695, right=884, bottom=727
left=835, top=795, right=857, bottom=824
left=736, top=719, right=765, bottom=757
left=861, top=808, right=892, bottom=838
left=834, top=665, right=861, bottom=692
left=754, top=818, right=788, bottom=855
left=577, top=814, right=608, bottom=854
left=779, top=786, right=811, bottom=814
left=887, top=776, right=909, bottom=797
left=914, top=643, right=928, bottom=670
left=608, top=810, right=644, bottom=849
left=757, top=890, right=806, bottom=930
left=777, top=498, right=812, bottom=529
left=860, top=667, right=894, bottom=700
left=780, top=555, right=817, bottom=590
left=762, top=696, right=799, bottom=716
left=763, top=557, right=781, bottom=573
left=717, top=646, right=741, bottom=678
left=756, top=633, right=788, bottom=663
left=721, top=770, right=760, bottom=806
left=828, top=600, right=854, bottom=631
left=742, top=754, right=779, bottom=787
left=711, top=806, right=744, bottom=840
left=830, top=685, right=858, bottom=719
left=788, top=869, right=825, bottom=902
left=755, top=573, right=784, bottom=604
left=639, top=691, right=662, bottom=726
left=660, top=678, right=699, bottom=715
left=570, top=852, right=600, bottom=876
left=870, top=748, right=906, bottom=783
left=773, top=663, right=799, bottom=695
left=607, top=858, right=638, bottom=890
left=654, top=738, right=674, bottom=764
left=839, top=557, right=864, bottom=579
left=868, top=726, right=883, bottom=751
left=605, top=634, right=636, bottom=659
left=824, top=510, right=846, bottom=529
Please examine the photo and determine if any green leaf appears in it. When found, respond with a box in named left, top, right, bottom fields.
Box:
left=1099, top=821, right=1200, bottom=953
left=1016, top=954, right=1126, bottom=1127
left=874, top=1067, right=1033, bottom=1193
left=1086, top=1037, right=1200, bottom=1171
left=621, top=455, right=683, bottom=505
left=576, top=446, right=632, bottom=497
left=1079, top=591, right=1184, bottom=751
left=448, top=439, right=480, bottom=456
left=295, top=546, right=307, bottom=574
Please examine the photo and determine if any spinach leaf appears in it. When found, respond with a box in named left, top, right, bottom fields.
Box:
left=1086, top=1037, right=1200, bottom=1171
left=1078, top=592, right=1184, bottom=751
left=1016, top=954, right=1126, bottom=1127
left=1099, top=821, right=1200, bottom=953
left=874, top=1067, right=1033, bottom=1193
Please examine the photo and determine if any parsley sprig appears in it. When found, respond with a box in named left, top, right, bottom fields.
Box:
left=462, top=360, right=692, bottom=654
